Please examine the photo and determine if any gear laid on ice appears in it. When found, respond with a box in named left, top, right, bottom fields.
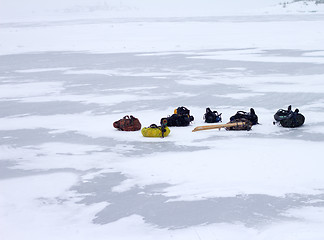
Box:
left=161, top=106, right=194, bottom=127
left=113, top=115, right=141, bottom=131
left=273, top=105, right=305, bottom=128
left=204, top=107, right=222, bottom=123
left=230, top=108, right=258, bottom=125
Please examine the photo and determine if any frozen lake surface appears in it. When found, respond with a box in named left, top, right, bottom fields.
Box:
left=1, top=14, right=324, bottom=240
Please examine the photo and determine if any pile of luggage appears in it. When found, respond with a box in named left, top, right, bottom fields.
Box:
left=113, top=106, right=195, bottom=138
left=113, top=105, right=305, bottom=138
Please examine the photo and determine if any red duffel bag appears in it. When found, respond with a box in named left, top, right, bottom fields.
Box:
left=113, top=115, right=141, bottom=131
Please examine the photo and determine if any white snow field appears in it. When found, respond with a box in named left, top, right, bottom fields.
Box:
left=1, top=1, right=324, bottom=240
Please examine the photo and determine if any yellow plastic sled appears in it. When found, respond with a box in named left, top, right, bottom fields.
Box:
left=141, top=124, right=170, bottom=138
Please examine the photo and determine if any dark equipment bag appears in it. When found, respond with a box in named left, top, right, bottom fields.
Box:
left=230, top=108, right=258, bottom=125
left=204, top=107, right=222, bottom=123
left=113, top=115, right=141, bottom=131
left=274, top=105, right=305, bottom=128
left=161, top=106, right=194, bottom=127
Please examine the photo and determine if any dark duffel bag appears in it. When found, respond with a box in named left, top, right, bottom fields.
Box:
left=161, top=106, right=194, bottom=127
left=161, top=114, right=194, bottom=127
left=274, top=106, right=305, bottom=128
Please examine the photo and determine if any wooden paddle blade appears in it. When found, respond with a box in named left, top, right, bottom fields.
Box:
left=192, top=122, right=245, bottom=132
left=192, top=124, right=225, bottom=132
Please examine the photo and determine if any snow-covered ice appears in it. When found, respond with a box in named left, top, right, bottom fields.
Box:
left=1, top=1, right=324, bottom=240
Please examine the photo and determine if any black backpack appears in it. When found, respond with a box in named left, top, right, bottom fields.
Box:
left=274, top=105, right=305, bottom=128
left=230, top=108, right=258, bottom=125
left=161, top=106, right=194, bottom=127
left=204, top=108, right=222, bottom=123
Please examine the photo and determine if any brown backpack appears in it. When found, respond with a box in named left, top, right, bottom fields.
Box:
left=113, top=115, right=141, bottom=131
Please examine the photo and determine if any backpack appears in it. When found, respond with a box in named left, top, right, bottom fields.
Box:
left=274, top=105, right=305, bottom=128
left=113, top=115, right=141, bottom=131
left=141, top=124, right=170, bottom=138
left=161, top=106, right=194, bottom=127
left=230, top=108, right=258, bottom=125
left=204, top=107, right=222, bottom=123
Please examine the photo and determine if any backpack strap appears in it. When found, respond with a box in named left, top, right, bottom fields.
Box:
left=148, top=123, right=167, bottom=138
left=161, top=120, right=168, bottom=138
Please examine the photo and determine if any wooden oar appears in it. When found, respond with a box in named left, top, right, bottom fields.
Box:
left=192, top=122, right=246, bottom=132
